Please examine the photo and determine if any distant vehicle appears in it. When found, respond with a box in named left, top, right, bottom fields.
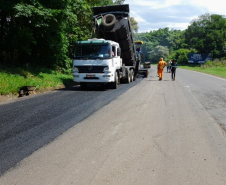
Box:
left=72, top=4, right=148, bottom=89
left=143, top=61, right=151, bottom=68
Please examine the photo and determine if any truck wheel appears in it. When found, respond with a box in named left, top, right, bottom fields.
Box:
left=126, top=69, right=130, bottom=83
left=144, top=71, right=148, bottom=78
left=101, top=14, right=116, bottom=29
left=130, top=69, right=134, bottom=82
left=80, top=82, right=87, bottom=90
left=111, top=72, right=119, bottom=89
left=133, top=73, right=137, bottom=81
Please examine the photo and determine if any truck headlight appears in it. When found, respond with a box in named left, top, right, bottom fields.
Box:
left=73, top=67, right=79, bottom=73
left=103, top=67, right=111, bottom=73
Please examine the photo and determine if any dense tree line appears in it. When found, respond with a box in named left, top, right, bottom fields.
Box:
left=1, top=1, right=225, bottom=70
left=135, top=28, right=185, bottom=63
left=0, top=0, right=125, bottom=72
left=135, top=13, right=226, bottom=64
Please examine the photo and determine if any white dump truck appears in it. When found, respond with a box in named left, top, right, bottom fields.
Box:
left=72, top=4, right=148, bottom=89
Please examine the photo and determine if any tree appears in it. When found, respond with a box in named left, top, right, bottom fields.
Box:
left=0, top=0, right=108, bottom=71
left=134, top=28, right=185, bottom=62
left=185, top=13, right=226, bottom=58
left=113, top=0, right=125, bottom=5
left=87, top=0, right=113, bottom=6
left=10, top=0, right=93, bottom=71
left=130, top=17, right=139, bottom=33
left=173, top=49, right=191, bottom=64
left=149, top=45, right=169, bottom=63
left=167, top=29, right=185, bottom=51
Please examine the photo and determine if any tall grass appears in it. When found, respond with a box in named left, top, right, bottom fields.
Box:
left=179, top=59, right=226, bottom=78
left=0, top=67, right=73, bottom=95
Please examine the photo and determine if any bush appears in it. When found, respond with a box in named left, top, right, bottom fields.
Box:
left=173, top=49, right=190, bottom=64
left=202, top=59, right=226, bottom=68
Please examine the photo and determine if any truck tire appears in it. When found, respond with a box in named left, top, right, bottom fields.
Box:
left=125, top=69, right=130, bottom=83
left=80, top=82, right=87, bottom=90
left=110, top=71, right=119, bottom=89
left=130, top=69, right=134, bottom=82
left=144, top=71, right=148, bottom=78
left=101, top=14, right=116, bottom=29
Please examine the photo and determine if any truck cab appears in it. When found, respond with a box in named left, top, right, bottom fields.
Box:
left=73, top=39, right=121, bottom=89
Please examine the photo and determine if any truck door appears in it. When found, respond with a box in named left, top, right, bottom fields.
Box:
left=112, top=45, right=120, bottom=69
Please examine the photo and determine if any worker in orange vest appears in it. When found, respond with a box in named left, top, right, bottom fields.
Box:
left=157, top=57, right=167, bottom=81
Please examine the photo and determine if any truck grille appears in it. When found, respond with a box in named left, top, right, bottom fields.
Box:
left=75, top=66, right=107, bottom=73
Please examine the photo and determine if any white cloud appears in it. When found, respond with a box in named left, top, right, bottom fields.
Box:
left=189, top=0, right=226, bottom=15
left=124, top=0, right=226, bottom=33
left=166, top=22, right=190, bottom=30
left=135, top=16, right=147, bottom=23
left=126, top=0, right=183, bottom=9
left=130, top=10, right=148, bottom=24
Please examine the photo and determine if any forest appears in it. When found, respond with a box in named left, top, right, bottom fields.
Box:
left=0, top=0, right=125, bottom=73
left=1, top=0, right=226, bottom=72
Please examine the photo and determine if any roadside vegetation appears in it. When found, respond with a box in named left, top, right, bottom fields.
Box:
left=179, top=59, right=226, bottom=79
left=0, top=67, right=73, bottom=95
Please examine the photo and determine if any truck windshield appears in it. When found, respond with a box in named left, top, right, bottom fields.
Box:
left=74, top=44, right=111, bottom=59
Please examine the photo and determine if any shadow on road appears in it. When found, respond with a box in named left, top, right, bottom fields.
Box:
left=57, top=83, right=111, bottom=92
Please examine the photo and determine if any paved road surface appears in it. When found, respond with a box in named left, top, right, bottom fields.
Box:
left=0, top=67, right=226, bottom=184
left=0, top=78, right=143, bottom=175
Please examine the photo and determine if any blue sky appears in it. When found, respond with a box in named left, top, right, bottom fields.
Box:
left=124, top=0, right=226, bottom=33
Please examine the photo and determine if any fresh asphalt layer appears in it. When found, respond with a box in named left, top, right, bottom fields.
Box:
left=0, top=75, right=145, bottom=176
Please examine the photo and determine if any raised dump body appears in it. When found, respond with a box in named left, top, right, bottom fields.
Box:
left=93, top=4, right=137, bottom=67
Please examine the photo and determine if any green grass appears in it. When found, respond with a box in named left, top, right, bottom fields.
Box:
left=179, top=59, right=226, bottom=79
left=0, top=67, right=73, bottom=95
left=179, top=65, right=226, bottom=78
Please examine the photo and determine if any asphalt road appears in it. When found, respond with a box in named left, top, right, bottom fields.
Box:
left=1, top=67, right=226, bottom=184
left=0, top=77, right=143, bottom=176
left=177, top=69, right=226, bottom=131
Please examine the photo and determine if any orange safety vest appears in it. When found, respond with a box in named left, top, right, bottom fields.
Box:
left=158, top=59, right=167, bottom=70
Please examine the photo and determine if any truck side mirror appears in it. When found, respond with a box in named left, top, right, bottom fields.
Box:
left=117, top=48, right=121, bottom=56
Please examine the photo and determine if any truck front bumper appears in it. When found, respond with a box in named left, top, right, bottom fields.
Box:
left=73, top=73, right=114, bottom=83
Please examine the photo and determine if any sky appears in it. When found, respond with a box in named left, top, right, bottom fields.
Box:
left=124, top=0, right=226, bottom=33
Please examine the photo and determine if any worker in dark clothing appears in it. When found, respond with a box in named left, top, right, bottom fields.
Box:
left=171, top=59, right=178, bottom=81
left=136, top=47, right=142, bottom=60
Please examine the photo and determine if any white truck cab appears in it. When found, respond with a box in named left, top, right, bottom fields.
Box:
left=73, top=38, right=122, bottom=89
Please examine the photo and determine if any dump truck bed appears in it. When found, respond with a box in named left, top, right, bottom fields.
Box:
left=93, top=4, right=137, bottom=67
left=93, top=4, right=129, bottom=15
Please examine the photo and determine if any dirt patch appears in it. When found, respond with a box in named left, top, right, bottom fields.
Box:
left=0, top=93, right=18, bottom=103
left=0, top=83, right=77, bottom=104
